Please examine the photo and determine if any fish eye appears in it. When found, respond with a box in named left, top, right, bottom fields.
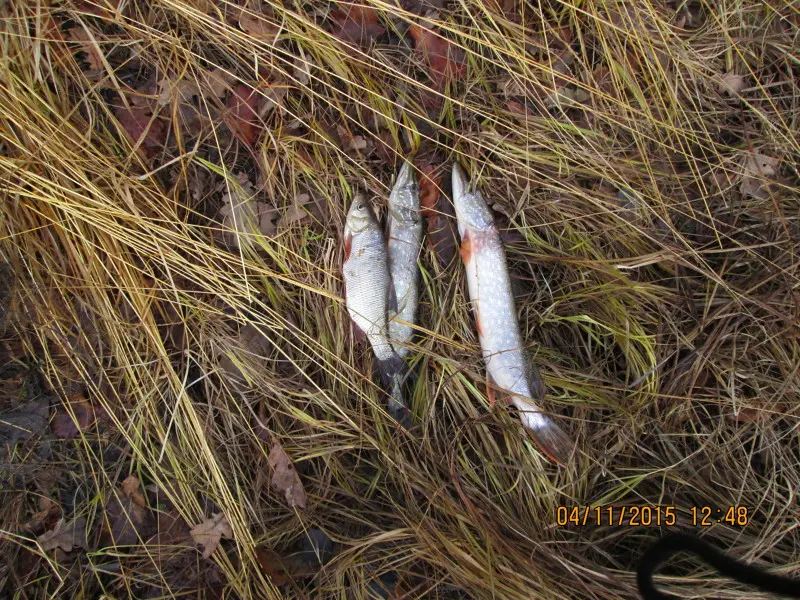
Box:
left=357, top=202, right=365, bottom=210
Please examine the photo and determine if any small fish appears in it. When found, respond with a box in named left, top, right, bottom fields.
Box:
left=386, top=162, right=422, bottom=358
left=343, top=196, right=411, bottom=424
left=451, top=163, right=573, bottom=464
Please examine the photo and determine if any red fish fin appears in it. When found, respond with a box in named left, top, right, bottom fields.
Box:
left=486, top=372, right=496, bottom=409
left=472, top=303, right=483, bottom=336
left=344, top=232, right=353, bottom=261
left=460, top=229, right=472, bottom=264
left=528, top=419, right=574, bottom=466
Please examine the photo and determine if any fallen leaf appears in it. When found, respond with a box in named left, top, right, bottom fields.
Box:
left=255, top=547, right=290, bottom=585
left=23, top=497, right=62, bottom=534
left=507, top=100, right=531, bottom=116
left=225, top=84, right=261, bottom=147
left=740, top=153, right=779, bottom=199
left=51, top=394, right=108, bottom=439
left=336, top=125, right=371, bottom=154
left=37, top=517, right=87, bottom=553
left=204, top=68, right=237, bottom=99
left=218, top=174, right=279, bottom=249
left=101, top=475, right=156, bottom=547
left=268, top=441, right=307, bottom=509
left=418, top=165, right=457, bottom=267
left=718, top=72, right=746, bottom=96
left=257, top=84, right=286, bottom=118
left=418, top=164, right=442, bottom=218
left=0, top=397, right=49, bottom=446
left=278, top=194, right=314, bottom=228
left=121, top=475, right=147, bottom=508
left=157, top=76, right=201, bottom=105
left=190, top=513, right=233, bottom=559
left=255, top=547, right=321, bottom=585
left=329, top=4, right=385, bottom=46
left=408, top=23, right=466, bottom=87
left=113, top=105, right=168, bottom=159
left=154, top=507, right=192, bottom=545
left=70, top=0, right=120, bottom=18
left=402, top=0, right=447, bottom=13
left=293, top=56, right=311, bottom=86
left=66, top=27, right=104, bottom=70
left=239, top=9, right=280, bottom=41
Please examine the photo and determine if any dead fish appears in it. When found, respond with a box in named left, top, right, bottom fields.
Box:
left=451, top=164, right=573, bottom=464
left=386, top=162, right=422, bottom=358
left=343, top=196, right=411, bottom=424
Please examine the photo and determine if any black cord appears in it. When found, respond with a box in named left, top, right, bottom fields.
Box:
left=638, top=533, right=800, bottom=599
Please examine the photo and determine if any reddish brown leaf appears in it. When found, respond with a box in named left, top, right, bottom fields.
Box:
left=255, top=547, right=321, bottom=585
left=225, top=84, right=261, bottom=147
left=101, top=475, right=156, bottom=547
left=408, top=23, right=466, bottom=87
left=113, top=105, right=168, bottom=159
left=154, top=507, right=191, bottom=545
left=418, top=164, right=457, bottom=267
left=268, top=441, right=307, bottom=509
left=507, top=100, right=531, bottom=116
left=51, top=394, right=108, bottom=439
left=418, top=164, right=441, bottom=217
left=330, top=4, right=385, bottom=46
left=239, top=9, right=280, bottom=40
left=255, top=547, right=290, bottom=585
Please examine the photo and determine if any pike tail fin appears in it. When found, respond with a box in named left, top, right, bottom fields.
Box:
left=375, top=352, right=415, bottom=428
left=513, top=397, right=574, bottom=465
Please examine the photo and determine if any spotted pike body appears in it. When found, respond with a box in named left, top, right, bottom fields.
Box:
left=452, top=164, right=572, bottom=464
left=343, top=196, right=410, bottom=424
left=386, top=162, right=421, bottom=358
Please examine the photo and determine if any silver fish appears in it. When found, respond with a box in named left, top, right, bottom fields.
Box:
left=386, top=162, right=422, bottom=359
left=343, top=196, right=410, bottom=423
left=452, top=164, right=573, bottom=464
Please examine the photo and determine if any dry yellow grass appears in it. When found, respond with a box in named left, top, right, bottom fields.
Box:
left=1, top=0, right=799, bottom=598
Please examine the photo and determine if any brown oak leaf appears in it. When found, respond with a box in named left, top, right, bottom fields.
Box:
left=329, top=4, right=385, bottom=46
left=37, top=517, right=87, bottom=553
left=190, top=513, right=233, bottom=559
left=113, top=105, right=168, bottom=159
left=239, top=9, right=280, bottom=41
left=225, top=84, right=262, bottom=147
left=408, top=23, right=466, bottom=87
left=51, top=394, right=108, bottom=439
left=268, top=441, right=307, bottom=509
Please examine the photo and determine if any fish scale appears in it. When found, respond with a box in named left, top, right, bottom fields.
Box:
left=452, top=163, right=573, bottom=464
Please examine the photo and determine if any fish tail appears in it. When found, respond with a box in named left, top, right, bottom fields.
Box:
left=375, top=352, right=415, bottom=427
left=513, top=397, right=574, bottom=465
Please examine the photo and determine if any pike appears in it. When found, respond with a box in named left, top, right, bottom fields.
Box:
left=451, top=163, right=573, bottom=464
left=386, top=162, right=422, bottom=359
left=343, top=195, right=411, bottom=425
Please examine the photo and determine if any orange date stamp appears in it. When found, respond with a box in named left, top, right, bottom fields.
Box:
left=556, top=505, right=749, bottom=527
